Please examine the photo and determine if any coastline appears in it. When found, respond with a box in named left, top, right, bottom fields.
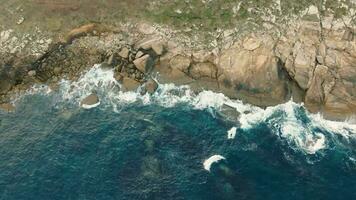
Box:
left=0, top=2, right=355, bottom=121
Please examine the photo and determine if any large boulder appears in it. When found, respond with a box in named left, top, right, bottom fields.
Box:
left=169, top=55, right=191, bottom=72
left=133, top=54, right=154, bottom=73
left=218, top=44, right=292, bottom=106
left=122, top=77, right=141, bottom=91
left=80, top=93, right=100, bottom=109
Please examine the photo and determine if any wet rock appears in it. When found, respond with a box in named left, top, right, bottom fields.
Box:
left=144, top=79, right=158, bottom=94
left=0, top=103, right=15, bottom=112
left=218, top=103, right=240, bottom=122
left=122, top=77, right=140, bottom=91
left=133, top=54, right=154, bottom=73
left=114, top=72, right=123, bottom=82
left=80, top=93, right=100, bottom=109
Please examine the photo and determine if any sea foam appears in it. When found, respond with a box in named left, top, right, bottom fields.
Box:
left=203, top=155, right=226, bottom=172
left=20, top=64, right=356, bottom=155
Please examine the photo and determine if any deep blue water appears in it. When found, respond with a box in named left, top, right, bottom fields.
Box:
left=1, top=91, right=356, bottom=200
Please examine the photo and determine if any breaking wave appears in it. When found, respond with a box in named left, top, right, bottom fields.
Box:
left=19, top=65, right=356, bottom=155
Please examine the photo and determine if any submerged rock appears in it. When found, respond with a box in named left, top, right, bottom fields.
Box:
left=80, top=93, right=100, bottom=109
left=0, top=103, right=15, bottom=112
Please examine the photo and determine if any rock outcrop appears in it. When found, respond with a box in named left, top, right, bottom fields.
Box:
left=0, top=5, right=355, bottom=121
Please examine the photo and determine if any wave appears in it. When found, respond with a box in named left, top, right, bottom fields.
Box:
left=18, top=65, right=356, bottom=155
left=203, top=155, right=226, bottom=172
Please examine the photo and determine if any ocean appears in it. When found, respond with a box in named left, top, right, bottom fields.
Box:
left=0, top=65, right=355, bottom=200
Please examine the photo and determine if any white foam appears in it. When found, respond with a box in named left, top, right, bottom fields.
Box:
left=227, top=127, right=237, bottom=139
left=203, top=155, right=226, bottom=172
left=18, top=64, right=356, bottom=155
left=81, top=101, right=101, bottom=109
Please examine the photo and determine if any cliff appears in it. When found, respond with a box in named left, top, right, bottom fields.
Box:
left=0, top=0, right=355, bottom=120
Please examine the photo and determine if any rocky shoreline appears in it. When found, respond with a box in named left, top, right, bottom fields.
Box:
left=1, top=3, right=355, bottom=121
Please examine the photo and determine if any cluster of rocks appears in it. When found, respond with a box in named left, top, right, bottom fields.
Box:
left=0, top=15, right=355, bottom=121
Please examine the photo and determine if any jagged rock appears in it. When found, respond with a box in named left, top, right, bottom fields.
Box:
left=118, top=47, right=130, bottom=58
left=217, top=103, right=240, bottom=122
left=133, top=54, right=154, bottom=73
left=122, top=77, right=140, bottom=91
left=80, top=93, right=100, bottom=109
left=292, top=43, right=317, bottom=89
left=107, top=53, right=115, bottom=65
left=169, top=55, right=191, bottom=71
left=218, top=46, right=292, bottom=106
left=0, top=103, right=15, bottom=112
left=145, top=79, right=158, bottom=94
left=305, top=65, right=335, bottom=111
left=152, top=43, right=164, bottom=55
left=135, top=51, right=144, bottom=59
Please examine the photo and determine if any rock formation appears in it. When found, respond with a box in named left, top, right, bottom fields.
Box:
left=0, top=2, right=355, bottom=121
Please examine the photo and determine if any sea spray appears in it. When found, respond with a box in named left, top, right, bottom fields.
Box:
left=16, top=64, right=356, bottom=155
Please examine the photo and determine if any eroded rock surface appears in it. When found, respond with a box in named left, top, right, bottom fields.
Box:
left=0, top=2, right=355, bottom=121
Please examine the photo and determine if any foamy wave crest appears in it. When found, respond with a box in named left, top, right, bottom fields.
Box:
left=22, top=64, right=356, bottom=154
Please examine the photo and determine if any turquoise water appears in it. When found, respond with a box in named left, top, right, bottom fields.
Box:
left=1, top=66, right=356, bottom=200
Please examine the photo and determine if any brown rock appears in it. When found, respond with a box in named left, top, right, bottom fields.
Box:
left=122, top=77, right=140, bottom=91
left=151, top=43, right=164, bottom=55
left=145, top=79, right=159, bottom=94
left=243, top=38, right=261, bottom=51
left=305, top=65, right=335, bottom=111
left=118, top=47, right=130, bottom=59
left=133, top=54, right=154, bottom=73
left=189, top=62, right=217, bottom=79
left=169, top=55, right=191, bottom=72
left=80, top=93, right=100, bottom=108
left=135, top=51, right=144, bottom=59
